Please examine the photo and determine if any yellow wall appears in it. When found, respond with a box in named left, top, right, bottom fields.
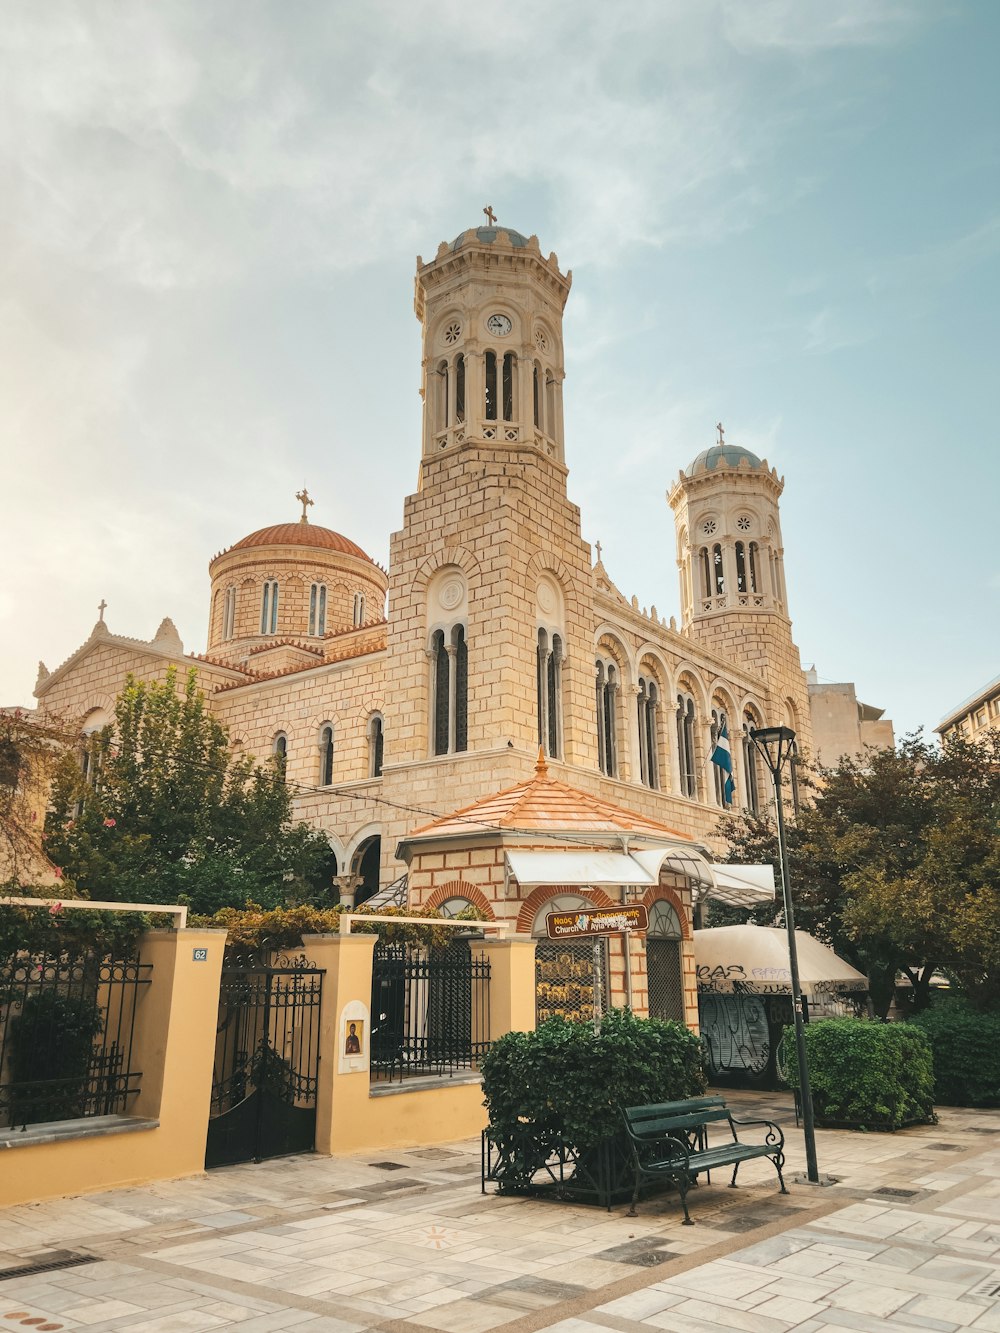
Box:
left=0, top=928, right=225, bottom=1208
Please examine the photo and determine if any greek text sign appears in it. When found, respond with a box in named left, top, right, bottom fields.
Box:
left=545, top=905, right=648, bottom=940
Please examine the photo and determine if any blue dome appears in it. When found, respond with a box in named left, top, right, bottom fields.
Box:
left=688, top=444, right=763, bottom=474
left=452, top=225, right=529, bottom=251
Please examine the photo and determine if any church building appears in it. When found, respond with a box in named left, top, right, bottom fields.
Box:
left=32, top=220, right=883, bottom=1029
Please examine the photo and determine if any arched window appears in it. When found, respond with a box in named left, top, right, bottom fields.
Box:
left=368, top=713, right=384, bottom=778
left=596, top=658, right=618, bottom=778
left=533, top=364, right=541, bottom=427
left=637, top=675, right=660, bottom=790
left=260, top=580, right=279, bottom=635
left=536, top=630, right=563, bottom=759
left=353, top=592, right=365, bottom=627
left=710, top=706, right=733, bottom=807
left=309, top=583, right=327, bottom=636
left=454, top=353, right=465, bottom=424
left=430, top=624, right=468, bottom=756
left=437, top=359, right=449, bottom=429
left=222, top=587, right=236, bottom=640
left=502, top=352, right=516, bottom=421
left=273, top=732, right=288, bottom=779
left=700, top=547, right=712, bottom=599
left=741, top=710, right=761, bottom=815
left=676, top=692, right=697, bottom=798
left=712, top=544, right=725, bottom=595
left=748, top=542, right=760, bottom=593
left=735, top=542, right=747, bottom=592
left=319, top=725, right=334, bottom=786
left=646, top=900, right=684, bottom=1022
left=484, top=350, right=497, bottom=421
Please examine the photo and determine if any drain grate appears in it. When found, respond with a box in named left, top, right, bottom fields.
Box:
left=872, top=1187, right=919, bottom=1199
left=972, top=1278, right=1000, bottom=1301
left=369, top=1161, right=408, bottom=1171
left=0, top=1254, right=99, bottom=1283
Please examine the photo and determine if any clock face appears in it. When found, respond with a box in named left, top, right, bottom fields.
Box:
left=486, top=312, right=512, bottom=337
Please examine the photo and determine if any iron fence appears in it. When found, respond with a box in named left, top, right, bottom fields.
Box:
left=0, top=951, right=151, bottom=1131
left=371, top=940, right=490, bottom=1083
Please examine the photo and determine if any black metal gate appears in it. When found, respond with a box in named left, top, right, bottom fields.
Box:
left=206, top=954, right=324, bottom=1168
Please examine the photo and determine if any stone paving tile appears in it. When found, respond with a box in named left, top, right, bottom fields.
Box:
left=4, top=1095, right=1000, bottom=1332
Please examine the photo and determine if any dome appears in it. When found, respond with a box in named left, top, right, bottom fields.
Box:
left=688, top=444, right=764, bottom=475
left=224, top=522, right=375, bottom=564
left=451, top=225, right=530, bottom=251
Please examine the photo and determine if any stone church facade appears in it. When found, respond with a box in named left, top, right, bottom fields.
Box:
left=32, top=221, right=855, bottom=1023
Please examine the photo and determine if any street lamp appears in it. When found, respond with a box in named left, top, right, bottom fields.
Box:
left=749, top=725, right=820, bottom=1185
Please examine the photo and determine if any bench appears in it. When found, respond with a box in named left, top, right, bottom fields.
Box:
left=622, top=1096, right=787, bottom=1224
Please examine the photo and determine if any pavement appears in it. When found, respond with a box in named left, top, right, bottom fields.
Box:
left=1, top=1090, right=999, bottom=1333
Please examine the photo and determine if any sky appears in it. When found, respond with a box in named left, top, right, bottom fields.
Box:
left=2, top=1, right=998, bottom=737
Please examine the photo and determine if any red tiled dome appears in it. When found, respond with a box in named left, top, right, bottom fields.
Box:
left=224, top=522, right=374, bottom=563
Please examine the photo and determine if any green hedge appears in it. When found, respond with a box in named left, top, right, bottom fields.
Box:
left=779, top=1018, right=934, bottom=1130
left=912, top=1002, right=1000, bottom=1107
left=481, top=1009, right=706, bottom=1189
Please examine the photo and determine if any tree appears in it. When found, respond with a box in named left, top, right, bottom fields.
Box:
left=45, top=669, right=337, bottom=913
left=716, top=731, right=1000, bottom=1015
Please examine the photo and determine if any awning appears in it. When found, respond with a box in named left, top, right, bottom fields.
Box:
left=504, top=849, right=775, bottom=909
left=694, top=924, right=868, bottom=995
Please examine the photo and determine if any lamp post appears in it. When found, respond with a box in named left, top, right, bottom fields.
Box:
left=749, top=725, right=820, bottom=1185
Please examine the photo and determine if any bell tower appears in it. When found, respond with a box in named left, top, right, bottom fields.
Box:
left=668, top=430, right=813, bottom=754
left=380, top=218, right=597, bottom=776
left=414, top=219, right=571, bottom=477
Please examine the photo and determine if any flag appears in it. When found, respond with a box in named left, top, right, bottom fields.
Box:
left=710, top=720, right=735, bottom=805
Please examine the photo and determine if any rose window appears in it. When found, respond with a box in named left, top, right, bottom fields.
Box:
left=534, top=328, right=549, bottom=352
left=443, top=321, right=462, bottom=345
left=702, top=519, right=717, bottom=536
left=737, top=516, right=751, bottom=531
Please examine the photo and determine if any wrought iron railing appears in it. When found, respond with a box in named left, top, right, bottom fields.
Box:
left=0, top=951, right=151, bottom=1131
left=370, top=940, right=490, bottom=1084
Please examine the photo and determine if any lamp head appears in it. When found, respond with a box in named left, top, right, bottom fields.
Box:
left=749, top=725, right=797, bottom=777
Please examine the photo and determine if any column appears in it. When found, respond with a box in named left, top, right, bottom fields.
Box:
left=470, top=937, right=538, bottom=1037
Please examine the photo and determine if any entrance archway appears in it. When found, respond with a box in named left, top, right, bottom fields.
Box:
left=353, top=837, right=381, bottom=906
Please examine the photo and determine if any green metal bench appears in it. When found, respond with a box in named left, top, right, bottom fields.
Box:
left=622, top=1095, right=787, bottom=1224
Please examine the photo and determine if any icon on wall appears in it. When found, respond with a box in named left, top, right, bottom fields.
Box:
left=345, top=1020, right=363, bottom=1055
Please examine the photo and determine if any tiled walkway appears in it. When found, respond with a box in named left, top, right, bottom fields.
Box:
left=1, top=1092, right=999, bottom=1332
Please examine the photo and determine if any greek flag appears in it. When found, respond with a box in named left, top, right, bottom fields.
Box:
left=710, top=720, right=735, bottom=805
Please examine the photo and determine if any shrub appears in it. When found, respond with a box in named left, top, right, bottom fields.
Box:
left=481, top=1009, right=706, bottom=1188
left=912, top=1000, right=1000, bottom=1107
left=779, top=1018, right=934, bottom=1130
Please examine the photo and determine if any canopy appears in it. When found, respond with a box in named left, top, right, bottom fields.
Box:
left=694, top=924, right=868, bottom=996
left=504, top=850, right=775, bottom=909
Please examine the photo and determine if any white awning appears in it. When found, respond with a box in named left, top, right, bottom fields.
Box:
left=505, top=850, right=658, bottom=887
left=504, top=849, right=775, bottom=909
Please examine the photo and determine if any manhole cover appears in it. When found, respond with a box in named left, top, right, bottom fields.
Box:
left=369, top=1161, right=407, bottom=1170
left=873, top=1187, right=919, bottom=1199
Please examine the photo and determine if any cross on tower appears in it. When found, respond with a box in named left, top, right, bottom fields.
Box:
left=595, top=540, right=603, bottom=563
left=97, top=598, right=107, bottom=623
left=716, top=422, right=725, bottom=446
left=483, top=204, right=497, bottom=226
left=296, top=487, right=314, bottom=522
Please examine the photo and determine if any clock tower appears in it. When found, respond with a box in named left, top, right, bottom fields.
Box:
left=380, top=220, right=598, bottom=784
left=414, top=221, right=571, bottom=476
